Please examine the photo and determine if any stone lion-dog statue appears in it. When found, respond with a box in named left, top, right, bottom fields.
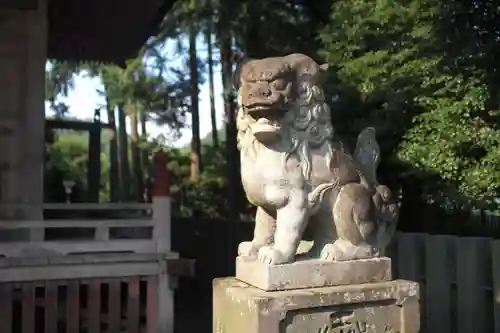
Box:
left=234, top=53, right=399, bottom=265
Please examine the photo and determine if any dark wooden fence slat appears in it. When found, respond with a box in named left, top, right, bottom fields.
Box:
left=108, top=279, right=122, bottom=333
left=22, top=283, right=35, bottom=333
left=456, top=237, right=491, bottom=333
left=396, top=233, right=424, bottom=281
left=127, top=278, right=141, bottom=333
left=425, top=235, right=453, bottom=333
left=396, top=233, right=426, bottom=330
left=0, top=284, right=13, bottom=333
left=66, top=280, right=80, bottom=333
left=87, top=279, right=101, bottom=333
left=492, top=241, right=500, bottom=333
left=45, top=281, right=59, bottom=333
left=146, top=276, right=158, bottom=333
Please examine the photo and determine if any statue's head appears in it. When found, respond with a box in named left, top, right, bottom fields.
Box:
left=234, top=53, right=329, bottom=146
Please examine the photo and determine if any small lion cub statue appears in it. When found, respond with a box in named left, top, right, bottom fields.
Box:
left=234, top=53, right=399, bottom=265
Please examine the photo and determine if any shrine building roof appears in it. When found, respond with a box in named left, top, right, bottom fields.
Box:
left=10, top=0, right=177, bottom=64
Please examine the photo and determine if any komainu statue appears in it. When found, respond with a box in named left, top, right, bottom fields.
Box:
left=234, top=53, right=399, bottom=265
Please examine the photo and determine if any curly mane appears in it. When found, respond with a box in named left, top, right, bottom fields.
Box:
left=236, top=81, right=335, bottom=180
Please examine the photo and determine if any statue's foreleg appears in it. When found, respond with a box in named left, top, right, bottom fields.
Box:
left=257, top=195, right=308, bottom=265
left=238, top=207, right=276, bottom=258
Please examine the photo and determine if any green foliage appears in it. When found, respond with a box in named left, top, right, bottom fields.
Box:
left=45, top=131, right=89, bottom=185
left=45, top=61, right=83, bottom=117
left=44, top=128, right=252, bottom=218
left=44, top=129, right=112, bottom=202
left=319, top=0, right=500, bottom=208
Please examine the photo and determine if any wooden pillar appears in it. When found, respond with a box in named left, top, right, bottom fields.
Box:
left=0, top=0, right=46, bottom=220
left=152, top=150, right=174, bottom=333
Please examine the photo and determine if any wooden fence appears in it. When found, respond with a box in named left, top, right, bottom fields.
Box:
left=0, top=199, right=190, bottom=333
left=0, top=151, right=194, bottom=333
left=5, top=209, right=500, bottom=333
left=0, top=276, right=158, bottom=333
left=170, top=219, right=500, bottom=333
left=388, top=233, right=499, bottom=333
left=169, top=219, right=500, bottom=333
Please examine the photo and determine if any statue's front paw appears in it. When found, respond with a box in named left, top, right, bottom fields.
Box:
left=320, top=243, right=341, bottom=261
left=257, top=246, right=289, bottom=265
left=238, top=241, right=261, bottom=258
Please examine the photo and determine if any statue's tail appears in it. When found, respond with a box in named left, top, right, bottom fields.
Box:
left=307, top=181, right=338, bottom=214
left=374, top=201, right=400, bottom=248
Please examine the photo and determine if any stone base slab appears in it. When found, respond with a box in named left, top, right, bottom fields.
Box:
left=235, top=255, right=392, bottom=291
left=213, top=277, right=420, bottom=333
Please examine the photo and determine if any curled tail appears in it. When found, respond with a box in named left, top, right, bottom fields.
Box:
left=373, top=185, right=400, bottom=248
left=307, top=180, right=339, bottom=214
left=354, top=127, right=399, bottom=248
left=354, top=127, right=380, bottom=185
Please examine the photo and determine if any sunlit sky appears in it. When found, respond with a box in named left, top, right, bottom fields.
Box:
left=45, top=37, right=224, bottom=147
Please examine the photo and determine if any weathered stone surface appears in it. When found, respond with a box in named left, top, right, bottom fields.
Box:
left=235, top=54, right=399, bottom=266
left=236, top=255, right=392, bottom=291
left=213, top=277, right=420, bottom=333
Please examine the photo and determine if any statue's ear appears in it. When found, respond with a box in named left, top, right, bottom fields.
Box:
left=233, top=58, right=251, bottom=90
left=315, top=63, right=329, bottom=86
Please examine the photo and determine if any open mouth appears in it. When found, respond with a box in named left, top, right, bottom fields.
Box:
left=246, top=103, right=272, bottom=110
left=244, top=104, right=277, bottom=114
left=245, top=105, right=287, bottom=120
left=255, top=118, right=279, bottom=129
left=250, top=118, right=281, bottom=143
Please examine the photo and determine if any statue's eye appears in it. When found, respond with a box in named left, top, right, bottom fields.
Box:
left=270, top=79, right=286, bottom=90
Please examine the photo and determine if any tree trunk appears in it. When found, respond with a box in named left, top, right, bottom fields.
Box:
left=140, top=112, right=147, bottom=138
left=140, top=111, right=150, bottom=202
left=117, top=103, right=131, bottom=201
left=221, top=37, right=239, bottom=213
left=217, top=3, right=239, bottom=276
left=206, top=12, right=219, bottom=148
left=189, top=22, right=202, bottom=181
left=104, top=86, right=119, bottom=202
left=129, top=105, right=144, bottom=202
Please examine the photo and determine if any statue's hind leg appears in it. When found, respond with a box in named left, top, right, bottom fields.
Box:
left=238, top=207, right=276, bottom=258
left=320, top=183, right=380, bottom=261
left=320, top=240, right=378, bottom=261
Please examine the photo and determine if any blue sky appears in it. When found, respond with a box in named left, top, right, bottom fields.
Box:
left=45, top=36, right=224, bottom=147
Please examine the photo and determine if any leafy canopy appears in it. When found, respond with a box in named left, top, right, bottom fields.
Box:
left=319, top=0, right=500, bottom=208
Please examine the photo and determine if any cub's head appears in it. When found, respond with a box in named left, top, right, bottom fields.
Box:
left=234, top=53, right=328, bottom=145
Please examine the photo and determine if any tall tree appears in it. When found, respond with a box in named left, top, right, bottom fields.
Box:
left=217, top=0, right=239, bottom=276
left=140, top=108, right=149, bottom=202
left=319, top=0, right=500, bottom=210
left=129, top=104, right=144, bottom=201
left=116, top=103, right=131, bottom=200
left=45, top=61, right=80, bottom=117
left=100, top=75, right=120, bottom=202
left=206, top=9, right=219, bottom=148
left=189, top=21, right=202, bottom=181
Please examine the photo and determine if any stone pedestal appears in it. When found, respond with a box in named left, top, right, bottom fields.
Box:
left=213, top=277, right=419, bottom=333
left=236, top=255, right=392, bottom=291
left=214, top=256, right=420, bottom=333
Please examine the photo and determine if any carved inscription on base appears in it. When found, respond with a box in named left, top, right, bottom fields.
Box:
left=279, top=301, right=400, bottom=333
